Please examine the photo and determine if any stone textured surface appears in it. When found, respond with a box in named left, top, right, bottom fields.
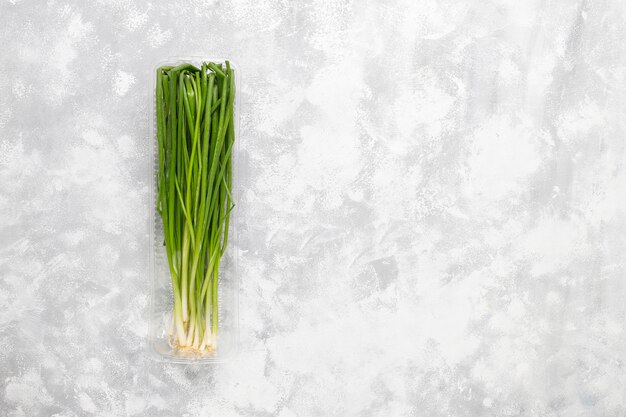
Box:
left=2, top=0, right=626, bottom=415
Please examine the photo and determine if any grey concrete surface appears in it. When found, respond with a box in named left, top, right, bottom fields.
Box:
left=1, top=0, right=626, bottom=415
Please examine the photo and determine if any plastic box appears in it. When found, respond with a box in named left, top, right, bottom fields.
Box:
left=148, top=58, right=240, bottom=363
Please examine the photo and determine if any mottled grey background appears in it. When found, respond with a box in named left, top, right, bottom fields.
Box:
left=2, top=0, right=626, bottom=416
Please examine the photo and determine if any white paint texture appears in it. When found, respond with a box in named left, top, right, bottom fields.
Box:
left=1, top=0, right=626, bottom=416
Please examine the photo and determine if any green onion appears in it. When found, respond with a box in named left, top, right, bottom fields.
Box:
left=156, top=61, right=235, bottom=353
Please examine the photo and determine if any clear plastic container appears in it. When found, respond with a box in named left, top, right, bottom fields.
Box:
left=148, top=58, right=240, bottom=363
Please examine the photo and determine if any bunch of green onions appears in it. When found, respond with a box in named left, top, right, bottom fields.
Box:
left=155, top=61, right=235, bottom=353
